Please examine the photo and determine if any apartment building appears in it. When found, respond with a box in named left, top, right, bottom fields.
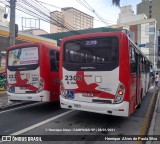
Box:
left=50, top=7, right=93, bottom=33
left=137, top=0, right=160, bottom=30
left=111, top=5, right=157, bottom=67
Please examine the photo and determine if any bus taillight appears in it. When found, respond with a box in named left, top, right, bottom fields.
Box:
left=39, top=77, right=44, bottom=92
left=114, top=82, right=125, bottom=104
left=118, top=90, right=123, bottom=95
left=61, top=90, right=67, bottom=99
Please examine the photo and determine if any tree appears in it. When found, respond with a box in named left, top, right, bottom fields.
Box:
left=112, top=0, right=120, bottom=7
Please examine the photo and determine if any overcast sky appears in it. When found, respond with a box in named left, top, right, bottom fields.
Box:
left=13, top=0, right=141, bottom=33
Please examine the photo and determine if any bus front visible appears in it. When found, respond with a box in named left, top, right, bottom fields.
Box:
left=7, top=45, right=45, bottom=102
left=60, top=33, right=129, bottom=117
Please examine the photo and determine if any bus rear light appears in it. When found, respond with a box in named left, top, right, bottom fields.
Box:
left=119, top=85, right=125, bottom=90
left=118, top=90, right=123, bottom=95
left=60, top=81, right=64, bottom=87
left=60, top=81, right=65, bottom=90
left=114, top=95, right=122, bottom=102
left=40, top=83, right=44, bottom=87
left=61, top=90, right=67, bottom=99
left=39, top=77, right=44, bottom=92
left=114, top=82, right=125, bottom=104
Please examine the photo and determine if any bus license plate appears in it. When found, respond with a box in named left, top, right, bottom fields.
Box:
left=74, top=104, right=81, bottom=108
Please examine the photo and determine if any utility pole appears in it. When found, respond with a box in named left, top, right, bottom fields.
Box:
left=9, top=0, right=16, bottom=46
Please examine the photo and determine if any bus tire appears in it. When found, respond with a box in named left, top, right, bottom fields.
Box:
left=137, top=89, right=143, bottom=109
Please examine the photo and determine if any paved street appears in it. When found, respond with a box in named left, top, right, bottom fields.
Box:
left=0, top=88, right=158, bottom=144
left=0, top=91, right=34, bottom=111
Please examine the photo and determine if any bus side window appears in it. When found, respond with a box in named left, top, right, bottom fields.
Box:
left=56, top=52, right=59, bottom=71
left=145, top=61, right=150, bottom=72
left=139, top=55, right=143, bottom=73
left=50, top=50, right=59, bottom=72
left=130, top=44, right=136, bottom=73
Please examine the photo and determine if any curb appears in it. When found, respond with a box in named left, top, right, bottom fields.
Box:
left=135, top=91, right=158, bottom=144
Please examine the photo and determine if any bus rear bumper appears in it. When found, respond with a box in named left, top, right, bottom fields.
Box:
left=7, top=90, right=50, bottom=102
left=60, top=96, right=129, bottom=117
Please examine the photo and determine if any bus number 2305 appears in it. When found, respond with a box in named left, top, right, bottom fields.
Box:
left=65, top=75, right=82, bottom=81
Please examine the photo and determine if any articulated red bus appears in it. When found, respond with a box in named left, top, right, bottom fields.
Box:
left=6, top=42, right=60, bottom=102
left=60, top=32, right=151, bottom=117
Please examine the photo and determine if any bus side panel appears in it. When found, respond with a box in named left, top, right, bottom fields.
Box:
left=39, top=45, right=51, bottom=100
left=141, top=72, right=150, bottom=97
left=40, top=45, right=59, bottom=102
left=48, top=47, right=60, bottom=102
left=50, top=72, right=59, bottom=102
left=119, top=34, right=134, bottom=116
left=129, top=74, right=137, bottom=115
left=59, top=41, right=63, bottom=83
left=141, top=73, right=146, bottom=98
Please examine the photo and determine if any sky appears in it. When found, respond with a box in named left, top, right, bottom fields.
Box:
left=5, top=0, right=141, bottom=33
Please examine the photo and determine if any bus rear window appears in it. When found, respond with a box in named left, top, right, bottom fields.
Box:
left=8, top=47, right=39, bottom=71
left=64, top=37, right=119, bottom=64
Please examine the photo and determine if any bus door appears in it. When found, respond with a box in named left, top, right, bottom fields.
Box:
left=49, top=50, right=60, bottom=101
left=135, top=53, right=140, bottom=105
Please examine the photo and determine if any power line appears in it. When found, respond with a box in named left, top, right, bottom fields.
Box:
left=76, top=0, right=110, bottom=26
left=36, top=0, right=61, bottom=9
left=14, top=0, right=80, bottom=34
left=36, top=0, right=115, bottom=25
left=0, top=0, right=80, bottom=34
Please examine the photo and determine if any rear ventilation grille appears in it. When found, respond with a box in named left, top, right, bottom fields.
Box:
left=92, top=99, right=112, bottom=104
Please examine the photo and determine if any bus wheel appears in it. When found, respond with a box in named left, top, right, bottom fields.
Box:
left=137, top=89, right=143, bottom=109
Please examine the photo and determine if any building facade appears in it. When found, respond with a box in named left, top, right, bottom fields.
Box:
left=0, top=6, right=9, bottom=68
left=137, top=0, right=160, bottom=30
left=50, top=7, right=93, bottom=33
left=112, top=5, right=157, bottom=67
left=21, top=29, right=48, bottom=35
left=0, top=5, right=9, bottom=27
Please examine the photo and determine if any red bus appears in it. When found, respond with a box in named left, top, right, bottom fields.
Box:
left=6, top=42, right=60, bottom=102
left=60, top=32, right=151, bottom=117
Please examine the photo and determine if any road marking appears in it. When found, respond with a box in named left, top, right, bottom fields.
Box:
left=0, top=102, right=41, bottom=114
left=10, top=110, right=74, bottom=135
